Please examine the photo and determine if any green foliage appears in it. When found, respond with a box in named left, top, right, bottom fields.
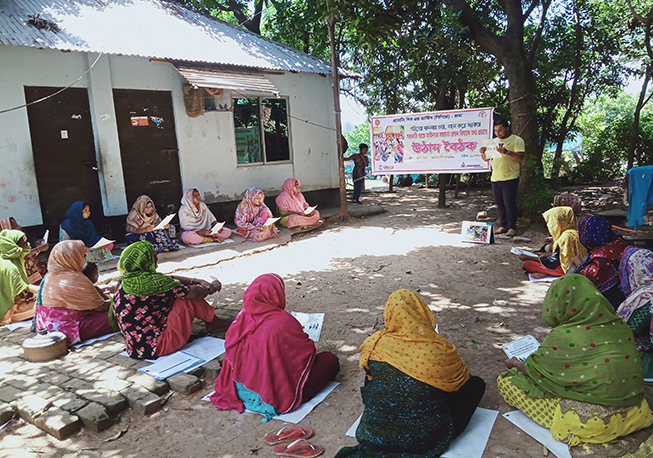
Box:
left=519, top=155, right=553, bottom=218
left=343, top=122, right=370, bottom=154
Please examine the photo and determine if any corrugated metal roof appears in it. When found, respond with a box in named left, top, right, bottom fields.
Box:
left=176, top=66, right=280, bottom=96
left=0, top=0, right=343, bottom=75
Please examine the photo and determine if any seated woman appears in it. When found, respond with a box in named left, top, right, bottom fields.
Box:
left=113, top=241, right=228, bottom=359
left=125, top=195, right=179, bottom=254
left=275, top=178, right=323, bottom=228
left=553, top=192, right=582, bottom=218
left=60, top=201, right=114, bottom=264
left=521, top=207, right=587, bottom=278
left=0, top=230, right=37, bottom=325
left=498, top=275, right=652, bottom=445
left=34, top=240, right=114, bottom=346
left=1, top=217, right=49, bottom=284
left=335, top=289, right=485, bottom=458
left=234, top=187, right=278, bottom=242
left=569, top=215, right=626, bottom=308
left=211, top=274, right=339, bottom=421
left=616, top=247, right=653, bottom=378
left=178, top=189, right=232, bottom=245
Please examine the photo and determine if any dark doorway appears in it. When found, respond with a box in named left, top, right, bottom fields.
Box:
left=25, top=86, right=105, bottom=236
left=113, top=90, right=182, bottom=216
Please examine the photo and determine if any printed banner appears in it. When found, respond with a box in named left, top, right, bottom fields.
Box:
left=370, top=107, right=493, bottom=174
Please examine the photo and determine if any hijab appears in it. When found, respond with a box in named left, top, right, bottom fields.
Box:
left=275, top=179, right=309, bottom=214
left=178, top=189, right=216, bottom=231
left=577, top=215, right=626, bottom=293
left=0, top=230, right=30, bottom=319
left=0, top=218, right=13, bottom=230
left=211, top=274, right=316, bottom=414
left=360, top=289, right=470, bottom=392
left=40, top=240, right=105, bottom=311
left=510, top=275, right=644, bottom=406
left=616, top=248, right=653, bottom=353
left=126, top=195, right=162, bottom=232
left=117, top=241, right=180, bottom=297
left=60, top=201, right=100, bottom=248
left=543, top=207, right=587, bottom=273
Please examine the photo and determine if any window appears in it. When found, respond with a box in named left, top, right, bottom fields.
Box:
left=234, top=97, right=291, bottom=164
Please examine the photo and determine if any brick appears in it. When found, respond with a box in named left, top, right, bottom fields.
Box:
left=75, top=402, right=113, bottom=432
left=167, top=373, right=202, bottom=395
left=33, top=407, right=80, bottom=440
left=76, top=389, right=127, bottom=413
left=187, top=366, right=205, bottom=377
left=94, top=378, right=131, bottom=392
left=0, top=356, right=26, bottom=373
left=14, top=362, right=48, bottom=377
left=119, top=384, right=152, bottom=405
left=52, top=393, right=88, bottom=413
left=97, top=366, right=136, bottom=381
left=38, top=372, right=70, bottom=386
left=0, top=401, right=15, bottom=424
left=24, top=383, right=62, bottom=400
left=106, top=354, right=141, bottom=368
left=61, top=378, right=91, bottom=392
left=7, top=376, right=42, bottom=390
left=0, top=342, right=23, bottom=358
left=133, top=393, right=161, bottom=415
left=0, top=385, right=23, bottom=403
left=201, top=360, right=221, bottom=381
left=126, top=373, right=169, bottom=396
left=12, top=395, right=52, bottom=421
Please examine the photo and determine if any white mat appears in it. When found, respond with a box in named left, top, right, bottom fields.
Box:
left=184, top=239, right=235, bottom=249
left=5, top=320, right=32, bottom=331
left=529, top=274, right=558, bottom=283
left=72, top=332, right=119, bottom=349
left=345, top=407, right=498, bottom=458
left=202, top=381, right=339, bottom=424
left=502, top=411, right=572, bottom=458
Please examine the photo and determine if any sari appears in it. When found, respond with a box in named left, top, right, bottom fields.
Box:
left=234, top=187, right=276, bottom=241
left=0, top=230, right=35, bottom=324
left=275, top=179, right=321, bottom=228
left=616, top=248, right=653, bottom=353
left=543, top=207, right=587, bottom=273
left=211, top=274, right=317, bottom=415
left=125, top=195, right=179, bottom=254
left=577, top=215, right=626, bottom=293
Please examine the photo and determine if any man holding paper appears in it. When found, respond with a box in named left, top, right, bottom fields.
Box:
left=179, top=189, right=232, bottom=245
left=480, top=119, right=525, bottom=237
left=275, top=178, right=323, bottom=229
left=125, top=195, right=180, bottom=253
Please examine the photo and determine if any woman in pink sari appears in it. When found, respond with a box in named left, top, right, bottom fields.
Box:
left=275, top=178, right=323, bottom=228
left=211, top=273, right=339, bottom=421
left=234, top=187, right=278, bottom=242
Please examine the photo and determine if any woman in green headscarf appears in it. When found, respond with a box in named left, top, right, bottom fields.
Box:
left=112, top=241, right=230, bottom=359
left=0, top=229, right=37, bottom=325
left=497, top=275, right=653, bottom=445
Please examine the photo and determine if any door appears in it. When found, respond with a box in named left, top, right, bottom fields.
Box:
left=113, top=90, right=182, bottom=216
left=25, top=86, right=105, bottom=235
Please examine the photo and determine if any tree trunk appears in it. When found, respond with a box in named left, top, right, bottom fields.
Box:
left=438, top=174, right=449, bottom=208
left=629, top=63, right=652, bottom=170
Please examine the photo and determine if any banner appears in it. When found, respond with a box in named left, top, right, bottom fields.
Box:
left=370, top=107, right=493, bottom=174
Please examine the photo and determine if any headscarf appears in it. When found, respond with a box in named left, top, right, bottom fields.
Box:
left=0, top=218, right=12, bottom=230
left=510, top=275, right=644, bottom=406
left=117, top=241, right=180, bottom=297
left=234, top=187, right=271, bottom=231
left=616, top=248, right=653, bottom=351
left=359, top=289, right=470, bottom=392
left=40, top=240, right=105, bottom=311
left=577, top=215, right=626, bottom=292
left=126, top=195, right=162, bottom=232
left=60, top=201, right=100, bottom=248
left=178, top=189, right=217, bottom=231
left=275, top=179, right=309, bottom=214
left=0, top=230, right=30, bottom=319
left=211, top=274, right=316, bottom=414
left=543, top=207, right=587, bottom=273
left=553, top=193, right=582, bottom=217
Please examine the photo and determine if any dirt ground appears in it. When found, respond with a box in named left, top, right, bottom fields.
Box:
left=1, top=185, right=651, bottom=458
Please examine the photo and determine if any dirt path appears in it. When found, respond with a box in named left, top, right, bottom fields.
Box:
left=0, top=186, right=641, bottom=458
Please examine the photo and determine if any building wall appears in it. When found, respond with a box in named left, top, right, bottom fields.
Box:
left=0, top=45, right=340, bottom=227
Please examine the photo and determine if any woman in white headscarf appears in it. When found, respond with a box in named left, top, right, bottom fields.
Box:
left=178, top=189, right=232, bottom=245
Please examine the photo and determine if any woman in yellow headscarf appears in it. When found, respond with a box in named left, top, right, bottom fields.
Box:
left=335, top=289, right=485, bottom=458
left=0, top=230, right=38, bottom=325
left=522, top=206, right=587, bottom=279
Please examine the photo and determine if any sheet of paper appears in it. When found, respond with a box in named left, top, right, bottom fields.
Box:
left=442, top=408, right=498, bottom=458
left=210, top=221, right=225, bottom=235
left=153, top=214, right=175, bottom=231
left=289, top=311, right=324, bottom=342
left=139, top=351, right=204, bottom=380
left=42, top=229, right=49, bottom=242
left=5, top=320, right=32, bottom=331
left=510, top=246, right=538, bottom=258
left=503, top=411, right=572, bottom=458
left=91, top=237, right=115, bottom=250
left=202, top=381, right=340, bottom=424
left=483, top=139, right=502, bottom=159
left=303, top=205, right=317, bottom=215
left=185, top=239, right=235, bottom=248
left=645, top=378, right=653, bottom=383
left=124, top=336, right=226, bottom=372
left=345, top=414, right=362, bottom=437
left=529, top=274, right=558, bottom=283
left=502, top=335, right=540, bottom=361
left=72, top=332, right=119, bottom=349
left=263, top=217, right=280, bottom=227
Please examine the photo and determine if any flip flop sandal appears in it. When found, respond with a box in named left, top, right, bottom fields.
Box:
left=272, top=439, right=323, bottom=457
left=264, top=426, right=313, bottom=445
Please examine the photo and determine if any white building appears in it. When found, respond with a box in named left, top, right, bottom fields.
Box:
left=0, top=0, right=346, bottom=237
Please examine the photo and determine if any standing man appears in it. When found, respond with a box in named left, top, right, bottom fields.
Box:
left=345, top=143, right=370, bottom=204
left=480, top=119, right=525, bottom=236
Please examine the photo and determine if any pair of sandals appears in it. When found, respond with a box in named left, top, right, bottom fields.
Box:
left=264, top=426, right=323, bottom=457
left=496, top=227, right=516, bottom=236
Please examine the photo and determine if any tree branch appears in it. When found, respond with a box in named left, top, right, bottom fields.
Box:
left=626, top=0, right=648, bottom=23
left=527, top=0, right=553, bottom=68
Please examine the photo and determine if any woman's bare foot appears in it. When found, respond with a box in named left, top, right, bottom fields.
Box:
left=531, top=272, right=549, bottom=279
